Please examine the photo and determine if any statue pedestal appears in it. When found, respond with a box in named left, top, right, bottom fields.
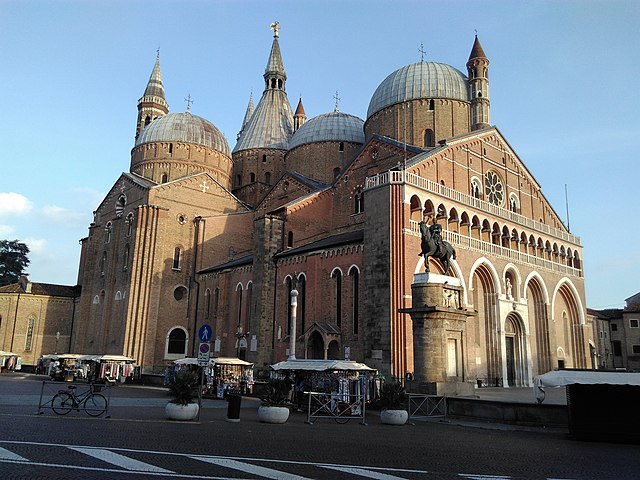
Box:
left=401, top=276, right=475, bottom=396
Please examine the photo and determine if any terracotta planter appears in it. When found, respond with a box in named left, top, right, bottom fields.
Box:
left=380, top=409, right=408, bottom=425
left=165, top=402, right=199, bottom=421
left=257, top=405, right=290, bottom=424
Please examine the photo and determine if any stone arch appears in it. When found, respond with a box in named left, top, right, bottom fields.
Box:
left=327, top=340, right=340, bottom=360
left=502, top=263, right=521, bottom=301
left=410, top=195, right=422, bottom=221
left=552, top=278, right=587, bottom=368
left=503, top=312, right=529, bottom=387
left=165, top=326, right=189, bottom=359
left=525, top=274, right=552, bottom=374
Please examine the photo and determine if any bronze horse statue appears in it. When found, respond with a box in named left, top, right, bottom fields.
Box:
left=419, top=220, right=456, bottom=275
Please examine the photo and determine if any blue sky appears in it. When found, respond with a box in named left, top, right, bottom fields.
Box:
left=0, top=0, right=638, bottom=308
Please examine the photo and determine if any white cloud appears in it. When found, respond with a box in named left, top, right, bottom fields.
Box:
left=41, top=205, right=86, bottom=225
left=23, top=237, right=47, bottom=255
left=0, top=192, right=33, bottom=217
left=0, top=224, right=15, bottom=237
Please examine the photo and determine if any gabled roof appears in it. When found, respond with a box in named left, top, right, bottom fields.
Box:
left=0, top=281, right=80, bottom=297
left=259, top=170, right=329, bottom=214
left=198, top=254, right=253, bottom=275
left=587, top=308, right=622, bottom=320
left=275, top=230, right=364, bottom=259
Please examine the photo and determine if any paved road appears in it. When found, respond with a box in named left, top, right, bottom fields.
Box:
left=0, top=373, right=638, bottom=480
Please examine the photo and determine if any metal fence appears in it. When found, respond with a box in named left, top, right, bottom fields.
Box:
left=407, top=394, right=447, bottom=421
left=304, top=391, right=367, bottom=425
left=37, top=380, right=111, bottom=417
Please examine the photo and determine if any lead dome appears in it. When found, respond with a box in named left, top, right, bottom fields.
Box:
left=367, top=62, right=470, bottom=119
left=135, top=111, right=230, bottom=156
left=288, top=111, right=365, bottom=150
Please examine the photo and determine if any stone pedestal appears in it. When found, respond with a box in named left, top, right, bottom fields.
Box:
left=401, top=273, right=475, bottom=396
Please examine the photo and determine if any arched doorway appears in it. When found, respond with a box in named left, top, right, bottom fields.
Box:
left=327, top=340, right=340, bottom=360
left=504, top=313, right=527, bottom=386
left=307, top=331, right=324, bottom=359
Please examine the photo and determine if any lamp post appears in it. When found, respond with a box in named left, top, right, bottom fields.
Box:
left=236, top=325, right=247, bottom=360
left=55, top=331, right=60, bottom=354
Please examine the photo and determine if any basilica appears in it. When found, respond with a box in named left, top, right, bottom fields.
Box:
left=64, top=25, right=595, bottom=385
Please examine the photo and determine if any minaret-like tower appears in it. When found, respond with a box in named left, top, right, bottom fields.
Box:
left=467, top=35, right=490, bottom=131
left=293, top=97, right=306, bottom=131
left=136, top=52, right=169, bottom=139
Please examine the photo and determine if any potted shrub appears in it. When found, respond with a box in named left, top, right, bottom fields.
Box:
left=257, top=378, right=291, bottom=423
left=165, top=369, right=200, bottom=421
left=379, top=381, right=408, bottom=425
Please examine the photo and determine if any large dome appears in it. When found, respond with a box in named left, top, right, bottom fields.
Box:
left=367, top=62, right=470, bottom=119
left=135, top=112, right=230, bottom=156
left=289, top=111, right=365, bottom=150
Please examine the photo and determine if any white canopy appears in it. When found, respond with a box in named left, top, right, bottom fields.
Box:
left=0, top=351, right=18, bottom=357
left=534, top=370, right=640, bottom=403
left=172, top=357, right=253, bottom=367
left=270, top=359, right=375, bottom=372
left=99, top=354, right=135, bottom=363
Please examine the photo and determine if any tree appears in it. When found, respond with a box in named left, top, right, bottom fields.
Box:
left=0, top=240, right=30, bottom=286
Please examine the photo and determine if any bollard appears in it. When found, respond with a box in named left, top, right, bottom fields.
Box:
left=226, top=393, right=242, bottom=422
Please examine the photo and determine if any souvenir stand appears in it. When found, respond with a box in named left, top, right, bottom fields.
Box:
left=0, top=350, right=20, bottom=372
left=168, top=357, right=254, bottom=398
left=270, top=359, right=381, bottom=405
left=94, top=355, right=137, bottom=384
left=205, top=357, right=255, bottom=398
left=45, top=353, right=82, bottom=381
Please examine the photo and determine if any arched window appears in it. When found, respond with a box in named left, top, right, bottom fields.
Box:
left=333, top=167, right=341, bottom=179
left=24, top=316, right=35, bottom=351
left=213, top=288, right=219, bottom=318
left=116, top=195, right=126, bottom=218
left=204, top=288, right=211, bottom=319
left=332, top=269, right=342, bottom=327
left=265, top=172, right=271, bottom=185
left=262, top=154, right=267, bottom=163
left=339, top=141, right=344, bottom=152
left=168, top=143, right=173, bottom=154
left=236, top=174, right=242, bottom=186
left=105, top=222, right=112, bottom=244
left=287, top=231, right=294, bottom=248
left=144, top=115, right=151, bottom=126
left=298, top=274, right=306, bottom=335
left=126, top=213, right=134, bottom=237
left=286, top=277, right=293, bottom=335
left=424, top=129, right=434, bottom=147
left=236, top=284, right=243, bottom=325
left=509, top=193, right=519, bottom=213
left=349, top=267, right=359, bottom=334
left=123, top=244, right=129, bottom=270
left=173, top=247, right=181, bottom=270
left=250, top=172, right=255, bottom=183
left=167, top=328, right=187, bottom=355
left=429, top=99, right=435, bottom=110
left=100, top=252, right=107, bottom=276
left=354, top=189, right=364, bottom=214
left=161, top=173, right=168, bottom=183
left=471, top=177, right=482, bottom=200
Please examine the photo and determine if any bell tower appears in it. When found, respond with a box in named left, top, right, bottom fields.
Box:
left=136, top=52, right=169, bottom=139
left=467, top=35, right=490, bottom=131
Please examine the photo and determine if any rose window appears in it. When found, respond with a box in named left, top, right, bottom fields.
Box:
left=484, top=171, right=504, bottom=206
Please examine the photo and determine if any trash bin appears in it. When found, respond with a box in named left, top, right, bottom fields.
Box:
left=226, top=393, right=242, bottom=423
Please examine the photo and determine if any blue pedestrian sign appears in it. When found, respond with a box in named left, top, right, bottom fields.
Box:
left=198, top=324, right=212, bottom=342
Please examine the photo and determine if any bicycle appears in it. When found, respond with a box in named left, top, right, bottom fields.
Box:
left=51, top=384, right=108, bottom=417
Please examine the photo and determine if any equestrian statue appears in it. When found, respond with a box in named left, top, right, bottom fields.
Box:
left=419, top=218, right=456, bottom=275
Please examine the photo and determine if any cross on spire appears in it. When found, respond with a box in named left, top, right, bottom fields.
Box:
left=333, top=90, right=341, bottom=112
left=184, top=94, right=194, bottom=111
left=418, top=43, right=426, bottom=62
left=156, top=47, right=160, bottom=59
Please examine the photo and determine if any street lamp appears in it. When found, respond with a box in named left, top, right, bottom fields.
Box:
left=55, top=331, right=60, bottom=354
left=235, top=325, right=247, bottom=360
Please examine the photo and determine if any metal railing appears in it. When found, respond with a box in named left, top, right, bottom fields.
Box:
left=407, top=394, right=447, bottom=422
left=305, top=391, right=367, bottom=425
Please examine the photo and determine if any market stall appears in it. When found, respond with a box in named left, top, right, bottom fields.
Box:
left=534, top=370, right=640, bottom=443
left=270, top=359, right=381, bottom=407
left=94, top=355, right=137, bottom=383
left=168, top=357, right=254, bottom=398
left=0, top=350, right=20, bottom=372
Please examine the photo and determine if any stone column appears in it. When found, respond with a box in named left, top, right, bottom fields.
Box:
left=401, top=272, right=475, bottom=396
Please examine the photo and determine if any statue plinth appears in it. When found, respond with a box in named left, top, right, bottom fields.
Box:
left=400, top=276, right=475, bottom=396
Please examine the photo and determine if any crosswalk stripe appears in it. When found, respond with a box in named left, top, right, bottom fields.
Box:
left=321, top=465, right=412, bottom=479
left=70, top=447, right=173, bottom=473
left=459, top=475, right=512, bottom=480
left=192, top=456, right=311, bottom=480
left=0, top=447, right=29, bottom=462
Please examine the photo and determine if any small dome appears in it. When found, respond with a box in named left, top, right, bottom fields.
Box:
left=289, top=111, right=365, bottom=150
left=367, top=62, right=469, bottom=119
left=136, top=112, right=230, bottom=156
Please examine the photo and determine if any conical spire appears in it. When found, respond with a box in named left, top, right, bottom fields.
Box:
left=294, top=97, right=306, bottom=131
left=143, top=53, right=167, bottom=100
left=242, top=93, right=255, bottom=128
left=468, top=35, right=487, bottom=61
left=136, top=52, right=169, bottom=139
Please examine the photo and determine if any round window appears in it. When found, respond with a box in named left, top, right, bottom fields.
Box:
left=484, top=171, right=504, bottom=206
left=174, top=286, right=188, bottom=301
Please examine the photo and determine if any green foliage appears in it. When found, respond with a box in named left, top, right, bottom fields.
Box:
left=0, top=240, right=30, bottom=286
left=259, top=378, right=291, bottom=407
left=167, top=369, right=199, bottom=405
left=379, top=381, right=407, bottom=410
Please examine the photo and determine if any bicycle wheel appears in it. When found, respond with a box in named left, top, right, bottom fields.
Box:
left=51, top=392, right=73, bottom=415
left=83, top=393, right=107, bottom=416
left=334, top=404, right=351, bottom=424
